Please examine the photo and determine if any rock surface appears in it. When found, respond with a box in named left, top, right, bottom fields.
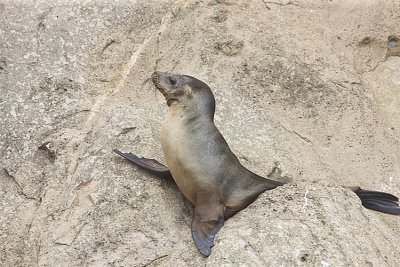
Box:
left=1, top=0, right=399, bottom=266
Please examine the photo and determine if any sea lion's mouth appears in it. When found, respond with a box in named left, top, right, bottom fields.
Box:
left=166, top=98, right=174, bottom=106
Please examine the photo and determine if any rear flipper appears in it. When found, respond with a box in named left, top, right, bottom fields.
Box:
left=113, top=149, right=172, bottom=180
left=192, top=189, right=225, bottom=257
left=354, top=189, right=400, bottom=215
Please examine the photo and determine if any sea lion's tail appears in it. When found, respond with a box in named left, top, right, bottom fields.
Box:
left=351, top=188, right=400, bottom=215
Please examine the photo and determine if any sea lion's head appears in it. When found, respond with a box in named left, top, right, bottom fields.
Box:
left=151, top=71, right=215, bottom=118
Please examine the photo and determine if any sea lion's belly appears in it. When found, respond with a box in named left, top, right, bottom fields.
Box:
left=160, top=120, right=215, bottom=204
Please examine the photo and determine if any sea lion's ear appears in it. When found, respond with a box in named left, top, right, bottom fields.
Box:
left=191, top=190, right=224, bottom=257
left=184, top=85, right=193, bottom=98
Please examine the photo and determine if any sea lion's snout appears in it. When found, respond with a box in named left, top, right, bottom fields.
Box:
left=151, top=71, right=183, bottom=107
left=151, top=71, right=178, bottom=87
left=151, top=71, right=170, bottom=100
left=151, top=71, right=162, bottom=90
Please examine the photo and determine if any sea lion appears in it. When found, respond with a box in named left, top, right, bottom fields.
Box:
left=114, top=71, right=400, bottom=257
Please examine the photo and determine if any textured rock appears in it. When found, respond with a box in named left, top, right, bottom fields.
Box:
left=1, top=0, right=399, bottom=266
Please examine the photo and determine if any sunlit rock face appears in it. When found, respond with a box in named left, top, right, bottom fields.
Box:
left=1, top=0, right=399, bottom=266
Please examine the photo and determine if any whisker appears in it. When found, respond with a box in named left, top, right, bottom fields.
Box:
left=142, top=77, right=151, bottom=87
left=167, top=62, right=178, bottom=73
left=140, top=77, right=155, bottom=97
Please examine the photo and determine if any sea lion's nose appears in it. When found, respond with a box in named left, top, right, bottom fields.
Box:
left=151, top=71, right=160, bottom=80
left=151, top=71, right=163, bottom=86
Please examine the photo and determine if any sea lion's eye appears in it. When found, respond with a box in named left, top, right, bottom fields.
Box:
left=169, top=77, right=177, bottom=86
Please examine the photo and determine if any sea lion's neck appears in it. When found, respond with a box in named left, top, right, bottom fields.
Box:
left=167, top=103, right=214, bottom=125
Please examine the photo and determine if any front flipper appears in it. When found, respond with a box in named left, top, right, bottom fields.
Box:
left=113, top=149, right=172, bottom=179
left=191, top=190, right=225, bottom=257
left=354, top=189, right=400, bottom=215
